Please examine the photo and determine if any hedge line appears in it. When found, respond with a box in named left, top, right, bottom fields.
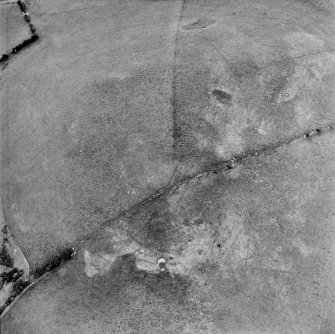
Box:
left=24, top=14, right=31, bottom=24
left=17, top=1, right=38, bottom=34
left=17, top=0, right=27, bottom=13
left=28, top=22, right=36, bottom=34
left=11, top=34, right=39, bottom=54
left=0, top=1, right=40, bottom=64
left=0, top=54, right=9, bottom=63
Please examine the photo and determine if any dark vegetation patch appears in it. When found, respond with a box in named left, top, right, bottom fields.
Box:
left=3, top=279, right=29, bottom=309
left=1, top=225, right=8, bottom=234
left=0, top=226, right=13, bottom=267
left=12, top=279, right=29, bottom=296
left=0, top=54, right=9, bottom=64
left=0, top=268, right=23, bottom=288
left=32, top=248, right=74, bottom=278
left=0, top=265, right=29, bottom=315
left=0, top=269, right=28, bottom=312
left=17, top=0, right=27, bottom=13
left=0, top=244, right=13, bottom=268
left=182, top=18, right=216, bottom=30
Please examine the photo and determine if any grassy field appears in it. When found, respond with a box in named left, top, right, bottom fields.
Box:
left=1, top=0, right=335, bottom=276
left=1, top=0, right=181, bottom=273
left=0, top=0, right=335, bottom=331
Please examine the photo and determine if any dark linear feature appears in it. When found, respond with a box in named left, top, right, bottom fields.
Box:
left=31, top=248, right=75, bottom=278
left=0, top=0, right=39, bottom=64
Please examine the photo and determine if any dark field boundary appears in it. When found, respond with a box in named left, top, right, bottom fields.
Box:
left=0, top=0, right=39, bottom=64
left=0, top=0, right=38, bottom=318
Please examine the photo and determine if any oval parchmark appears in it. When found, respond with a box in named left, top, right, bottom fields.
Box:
left=212, top=89, right=232, bottom=105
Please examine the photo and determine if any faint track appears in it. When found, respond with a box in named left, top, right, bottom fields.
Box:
left=171, top=0, right=186, bottom=155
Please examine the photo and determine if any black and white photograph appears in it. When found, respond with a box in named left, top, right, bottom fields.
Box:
left=0, top=0, right=335, bottom=333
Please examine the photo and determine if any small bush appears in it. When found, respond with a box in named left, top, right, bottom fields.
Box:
left=0, top=54, right=9, bottom=63
left=29, top=23, right=36, bottom=34
left=17, top=0, right=27, bottom=13
left=31, top=34, right=39, bottom=42
left=0, top=268, right=22, bottom=284
left=12, top=279, right=29, bottom=295
left=24, top=15, right=31, bottom=24
left=0, top=244, right=13, bottom=267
